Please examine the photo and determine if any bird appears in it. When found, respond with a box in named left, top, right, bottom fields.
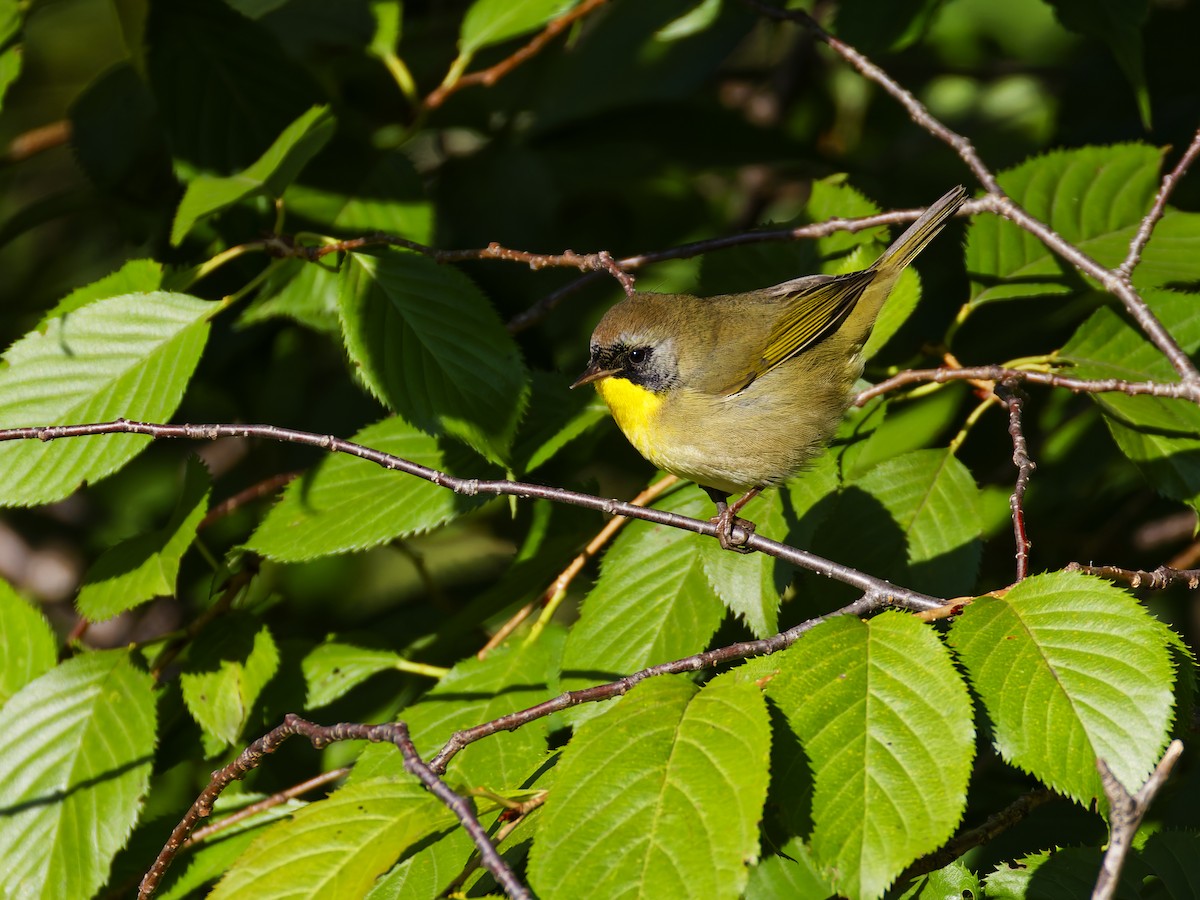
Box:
left=571, top=184, right=967, bottom=551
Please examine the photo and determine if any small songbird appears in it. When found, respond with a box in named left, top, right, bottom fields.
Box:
left=572, top=185, right=967, bottom=550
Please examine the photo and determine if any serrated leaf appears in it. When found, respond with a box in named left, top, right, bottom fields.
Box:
left=285, top=151, right=434, bottom=244
left=76, top=457, right=210, bottom=620
left=0, top=650, right=156, bottom=900
left=558, top=508, right=725, bottom=724
left=965, top=144, right=1200, bottom=305
left=528, top=676, right=771, bottom=900
left=44, top=259, right=164, bottom=322
left=895, top=861, right=982, bottom=899
left=303, top=640, right=409, bottom=709
left=366, top=825, right=477, bottom=900
left=171, top=105, right=335, bottom=245
left=459, top=0, right=574, bottom=56
left=338, top=250, right=529, bottom=463
left=1140, top=830, right=1200, bottom=899
left=247, top=416, right=488, bottom=562
left=238, top=258, right=342, bottom=333
left=353, top=638, right=559, bottom=789
left=767, top=613, right=975, bottom=900
left=0, top=292, right=212, bottom=507
left=210, top=777, right=456, bottom=900
left=511, top=370, right=609, bottom=476
left=1061, top=290, right=1200, bottom=507
left=1044, top=0, right=1150, bottom=127
left=986, top=846, right=1145, bottom=899
left=180, top=617, right=280, bottom=754
left=744, top=836, right=835, bottom=900
left=950, top=571, right=1176, bottom=804
left=0, top=580, right=56, bottom=706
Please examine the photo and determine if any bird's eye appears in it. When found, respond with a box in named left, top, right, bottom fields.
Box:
left=628, top=347, right=648, bottom=366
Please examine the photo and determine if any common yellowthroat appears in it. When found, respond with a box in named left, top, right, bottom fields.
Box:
left=572, top=185, right=967, bottom=550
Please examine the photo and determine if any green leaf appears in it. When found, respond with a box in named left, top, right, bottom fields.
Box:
left=459, top=0, right=575, bottom=56
left=284, top=151, right=434, bottom=244
left=367, top=0, right=402, bottom=58
left=239, top=258, right=342, bottom=334
left=511, top=371, right=609, bottom=476
left=895, top=861, right=983, bottom=899
left=767, top=613, right=975, bottom=900
left=655, top=0, right=722, bottom=41
left=338, top=250, right=529, bottom=463
left=353, top=637, right=559, bottom=788
left=0, top=650, right=156, bottom=900
left=558, top=506, right=725, bottom=724
left=0, top=0, right=22, bottom=113
left=986, top=846, right=1145, bottom=898
left=247, top=416, right=488, bottom=562
left=1044, top=0, right=1150, bottom=127
left=0, top=580, right=56, bottom=706
left=833, top=0, right=943, bottom=53
left=950, top=571, right=1176, bottom=804
left=1140, top=830, right=1200, bottom=899
left=210, top=777, right=456, bottom=899
left=171, top=105, right=335, bottom=245
left=42, top=259, right=164, bottom=322
left=76, top=457, right=210, bottom=620
left=965, top=144, right=1192, bottom=305
left=303, top=640, right=410, bottom=709
left=1061, top=291, right=1200, bottom=508
left=528, top=676, right=771, bottom=899
left=745, top=837, right=835, bottom=900
left=0, top=292, right=213, bottom=507
left=180, top=617, right=280, bottom=754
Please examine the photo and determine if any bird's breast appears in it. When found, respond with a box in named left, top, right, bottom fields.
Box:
left=596, top=376, right=663, bottom=459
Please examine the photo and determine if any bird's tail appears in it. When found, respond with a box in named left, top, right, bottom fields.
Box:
left=874, top=185, right=968, bottom=274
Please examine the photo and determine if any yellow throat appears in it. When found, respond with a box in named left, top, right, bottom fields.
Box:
left=596, top=376, right=663, bottom=459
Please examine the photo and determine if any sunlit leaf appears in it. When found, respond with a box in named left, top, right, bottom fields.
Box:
left=0, top=579, right=56, bottom=706
left=459, top=0, right=575, bottom=56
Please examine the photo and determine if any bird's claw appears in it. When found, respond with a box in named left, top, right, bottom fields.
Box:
left=712, top=509, right=756, bottom=553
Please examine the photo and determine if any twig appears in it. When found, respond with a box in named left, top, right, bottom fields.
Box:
left=198, top=471, right=300, bottom=530
left=148, top=565, right=256, bottom=680
left=744, top=0, right=1200, bottom=389
left=853, top=365, right=1198, bottom=406
left=0, top=420, right=944, bottom=611
left=478, top=475, right=679, bottom=658
left=182, top=767, right=349, bottom=847
left=1093, top=740, right=1184, bottom=900
left=2, top=120, right=71, bottom=164
left=140, top=716, right=529, bottom=900
left=996, top=380, right=1035, bottom=580
left=423, top=0, right=611, bottom=110
left=1119, top=128, right=1200, bottom=277
left=430, top=592, right=887, bottom=774
left=1065, top=562, right=1200, bottom=590
left=899, top=789, right=1055, bottom=882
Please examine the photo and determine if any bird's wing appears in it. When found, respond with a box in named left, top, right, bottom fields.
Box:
left=754, top=270, right=872, bottom=374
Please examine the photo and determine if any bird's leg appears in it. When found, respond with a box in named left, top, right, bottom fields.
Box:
left=703, top=486, right=759, bottom=553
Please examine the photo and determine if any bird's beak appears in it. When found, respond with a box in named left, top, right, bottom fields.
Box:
left=571, top=362, right=621, bottom=389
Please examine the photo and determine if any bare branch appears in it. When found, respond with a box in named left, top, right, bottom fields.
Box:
left=0, top=420, right=944, bottom=611
left=996, top=380, right=1035, bottom=580
left=854, top=365, right=1200, bottom=406
left=2, top=120, right=71, bottom=164
left=140, top=717, right=529, bottom=900
left=1093, top=740, right=1184, bottom=900
left=1065, top=562, right=1200, bottom=590
left=1120, top=128, right=1200, bottom=277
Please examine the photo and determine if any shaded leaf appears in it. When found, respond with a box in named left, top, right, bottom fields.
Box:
left=247, top=416, right=489, bottom=562
left=171, top=105, right=335, bottom=245
left=767, top=613, right=975, bottom=900
left=986, top=846, right=1144, bottom=899
left=76, top=457, right=210, bottom=620
left=744, top=836, right=835, bottom=900
left=460, top=0, right=575, bottom=56
left=0, top=292, right=212, bottom=507
left=0, top=651, right=156, bottom=900
left=338, top=250, right=529, bottom=463
left=528, top=676, right=771, bottom=900
left=950, top=571, right=1176, bottom=804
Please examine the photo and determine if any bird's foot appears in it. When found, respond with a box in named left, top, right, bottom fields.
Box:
left=711, top=506, right=756, bottom=553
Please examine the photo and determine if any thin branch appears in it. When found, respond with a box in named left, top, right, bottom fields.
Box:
left=1065, top=562, right=1200, bottom=590
left=853, top=365, right=1200, bottom=406
left=1119, top=128, right=1200, bottom=277
left=0, top=420, right=943, bottom=611
left=996, top=380, right=1035, bottom=580
left=2, top=120, right=71, bottom=164
left=899, top=789, right=1055, bottom=883
left=744, top=0, right=1200, bottom=388
left=423, top=0, right=611, bottom=110
left=430, top=592, right=887, bottom=775
left=1093, top=740, right=1184, bottom=900
left=140, top=717, right=529, bottom=900
left=198, top=470, right=299, bottom=530
left=148, top=565, right=256, bottom=681
left=182, top=767, right=349, bottom=848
